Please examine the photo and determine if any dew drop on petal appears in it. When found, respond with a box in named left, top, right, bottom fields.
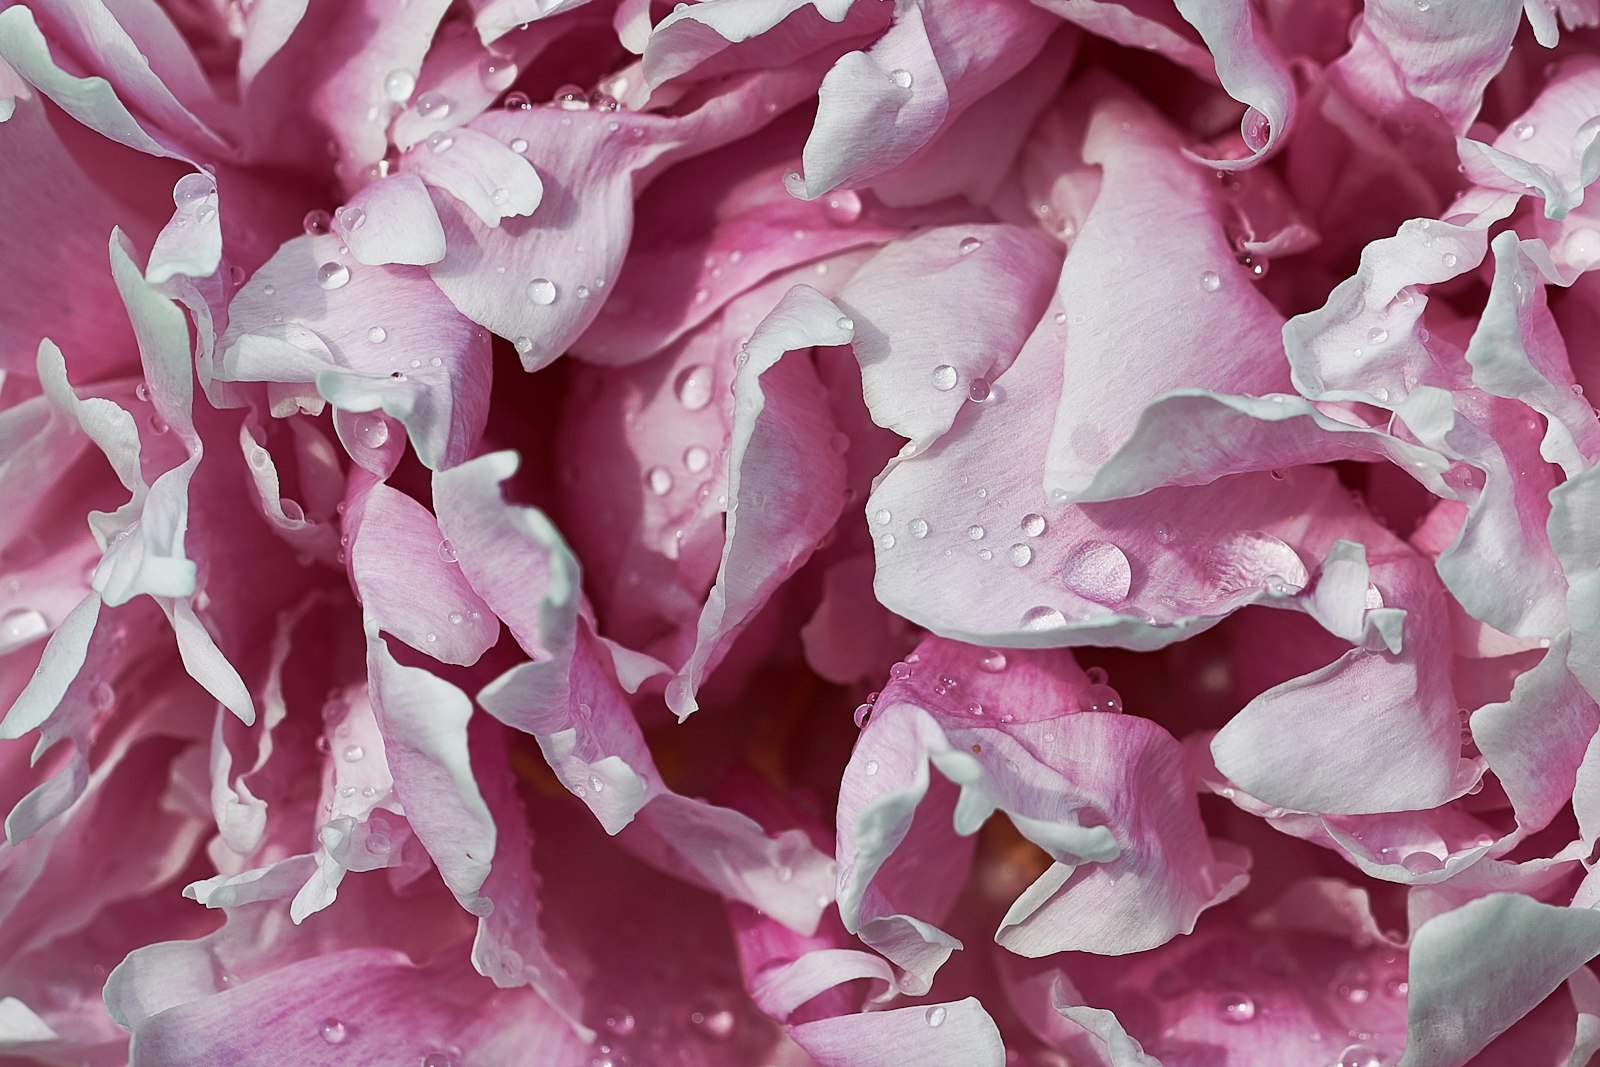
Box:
left=383, top=69, right=415, bottom=102
left=554, top=84, right=589, bottom=110
left=931, top=364, right=958, bottom=391
left=1441, top=252, right=1458, bottom=268
left=0, top=609, right=48, bottom=653
left=874, top=508, right=892, bottom=525
left=646, top=467, right=674, bottom=496
left=1009, top=543, right=1032, bottom=567
left=514, top=335, right=534, bottom=355
left=967, top=525, right=985, bottom=540
left=879, top=533, right=896, bottom=550
left=958, top=235, right=982, bottom=256
left=1062, top=540, right=1132, bottom=605
left=908, top=518, right=929, bottom=539
left=1241, top=107, right=1271, bottom=151
left=682, top=445, right=710, bottom=473
left=889, top=68, right=913, bottom=89
left=1020, top=513, right=1046, bottom=537
left=319, top=1019, right=347, bottom=1044
left=303, top=210, right=332, bottom=236
left=355, top=414, right=389, bottom=449
left=1020, top=605, right=1067, bottom=631
left=835, top=315, right=855, bottom=332
left=924, top=1006, right=947, bottom=1028
left=317, top=262, right=350, bottom=290
left=337, top=205, right=366, bottom=232
left=342, top=744, right=365, bottom=762
left=1338, top=1044, right=1386, bottom=1067
left=1206, top=531, right=1308, bottom=597
left=438, top=539, right=458, bottom=564
left=367, top=326, right=387, bottom=343
left=1368, top=327, right=1388, bottom=343
left=527, top=278, right=558, bottom=305
left=1512, top=120, right=1535, bottom=141
left=675, top=364, right=714, bottom=410
left=1218, top=994, right=1256, bottom=1024
left=421, top=1055, right=453, bottom=1067
left=980, top=650, right=1007, bottom=672
left=864, top=758, right=879, bottom=775
left=1199, top=270, right=1222, bottom=292
left=967, top=378, right=991, bottom=402
left=1080, top=683, right=1123, bottom=713
left=822, top=190, right=862, bottom=225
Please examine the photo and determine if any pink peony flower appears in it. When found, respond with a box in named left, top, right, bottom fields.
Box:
left=7, top=1, right=1600, bottom=1065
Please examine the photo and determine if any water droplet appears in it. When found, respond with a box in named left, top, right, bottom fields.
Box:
left=967, top=525, right=986, bottom=540
left=835, top=315, right=855, bottom=332
left=1219, top=994, right=1256, bottom=1023
left=1401, top=850, right=1444, bottom=874
left=822, top=190, right=862, bottom=225
left=1020, top=605, right=1066, bottom=631
left=1009, top=543, right=1032, bottom=567
left=338, top=784, right=356, bottom=798
left=342, top=744, right=365, bottom=762
left=0, top=609, right=48, bottom=653
left=527, top=278, right=558, bottom=305
left=1241, top=107, right=1272, bottom=151
left=355, top=414, right=389, bottom=449
left=1414, top=0, right=1429, bottom=9
left=1512, top=120, right=1535, bottom=142
left=1338, top=1044, right=1385, bottom=1067
left=1020, top=513, right=1046, bottom=537
left=319, top=1018, right=348, bottom=1044
left=383, top=68, right=415, bottom=102
left=931, top=364, right=958, bottom=391
left=437, top=539, right=458, bottom=564
left=967, top=377, right=991, bottom=402
left=879, top=533, right=897, bottom=550
left=1200, top=270, right=1222, bottom=292
left=336, top=206, right=366, bottom=234
left=693, top=1007, right=736, bottom=1038
left=413, top=90, right=451, bottom=118
left=480, top=54, right=517, bottom=91
left=979, top=650, right=1007, bottom=673
left=1153, top=522, right=1174, bottom=545
left=576, top=284, right=591, bottom=299
left=367, top=326, right=387, bottom=343
left=603, top=1007, right=636, bottom=1036
left=421, top=1054, right=452, bottom=1067
left=1062, top=541, right=1132, bottom=605
left=640, top=467, right=675, bottom=497
left=874, top=508, right=892, bottom=525
left=955, top=236, right=983, bottom=257
left=1441, top=251, right=1458, bottom=268
left=674, top=364, right=714, bottom=410
left=1080, top=683, right=1122, bottom=713
left=425, top=131, right=454, bottom=153
left=682, top=445, right=710, bottom=473
left=173, top=172, right=215, bottom=208
left=513, top=335, right=534, bottom=356
left=318, top=262, right=350, bottom=290
left=490, top=187, right=510, bottom=207
left=854, top=703, right=874, bottom=728
left=924, top=1005, right=947, bottom=1027
left=1368, top=327, right=1388, bottom=343
left=589, top=775, right=605, bottom=793
left=303, top=210, right=332, bottom=236
left=864, top=758, right=879, bottom=775
left=889, top=68, right=913, bottom=89
left=908, top=517, right=929, bottom=539
left=554, top=84, right=589, bottom=110
left=1206, top=531, right=1308, bottom=597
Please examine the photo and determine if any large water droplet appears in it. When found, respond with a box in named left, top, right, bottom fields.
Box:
left=437, top=539, right=458, bottom=564
left=527, top=278, right=558, bottom=305
left=355, top=414, right=389, bottom=449
left=173, top=172, right=215, bottom=208
left=303, top=210, right=332, bottom=236
left=1241, top=108, right=1271, bottom=151
left=967, top=377, right=991, bottom=403
left=383, top=69, right=416, bottom=102
left=0, top=608, right=48, bottom=653
left=1020, top=513, right=1046, bottom=537
left=319, top=1018, right=348, bottom=1044
left=1008, top=543, right=1032, bottom=567
left=682, top=445, right=710, bottom=473
left=646, top=467, right=674, bottom=496
left=1206, top=531, right=1308, bottom=598
left=889, top=68, right=914, bottom=89
left=1218, top=994, right=1256, bottom=1023
left=1199, top=270, right=1222, bottom=292
left=337, top=205, right=367, bottom=233
left=553, top=84, right=589, bottom=110
left=318, top=262, right=350, bottom=290
left=1062, top=541, right=1132, bottom=606
left=1020, top=605, right=1067, bottom=631
left=822, top=190, right=862, bottom=225
left=924, top=1005, right=946, bottom=1027
left=480, top=54, right=518, bottom=92
left=908, top=517, right=929, bottom=539
left=342, top=744, right=365, bottom=762
left=980, top=650, right=1007, bottom=672
left=1080, top=683, right=1123, bottom=713
left=1512, top=119, right=1535, bottom=142
left=931, top=364, right=958, bottom=391
left=675, top=364, right=714, bottom=410
left=367, top=325, right=386, bottom=343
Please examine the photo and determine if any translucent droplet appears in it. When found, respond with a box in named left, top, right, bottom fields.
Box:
left=931, top=364, right=958, bottom=390
left=527, top=278, right=558, bottom=305
left=835, top=315, right=855, bottom=332
left=1200, top=270, right=1222, bottom=292
left=479, top=55, right=517, bottom=92
left=355, top=414, right=389, bottom=449
left=864, top=758, right=880, bottom=775
left=958, top=236, right=982, bottom=256
left=425, top=131, right=454, bottom=153
left=173, top=172, right=215, bottom=208
left=822, top=190, right=862, bottom=225
left=1241, top=107, right=1271, bottom=151
left=1401, top=850, right=1444, bottom=874
left=1009, top=543, right=1032, bottom=567
left=854, top=703, right=874, bottom=728
left=1062, top=541, right=1132, bottom=606
left=675, top=364, right=714, bottom=410
left=967, top=377, right=991, bottom=402
left=642, top=467, right=675, bottom=497
left=342, top=744, right=365, bottom=762
left=1020, top=605, right=1067, bottom=631
left=490, top=187, right=510, bottom=206
left=694, top=1007, right=736, bottom=1038
left=1337, top=1046, right=1386, bottom=1067
left=924, top=1005, right=947, bottom=1027
left=967, top=525, right=986, bottom=540
left=383, top=69, right=416, bottom=102
left=1206, top=531, right=1308, bottom=597
left=514, top=335, right=534, bottom=355
left=367, top=326, right=387, bottom=343
left=1153, top=522, right=1174, bottom=545
left=319, top=1018, right=348, bottom=1044
left=438, top=539, right=458, bottom=564
left=1080, top=683, right=1122, bottom=713
left=875, top=508, right=892, bottom=525
left=553, top=84, right=589, bottom=110
left=303, top=210, right=332, bottom=236
left=682, top=445, right=710, bottom=473
left=1512, top=120, right=1535, bottom=142
left=980, top=650, right=1007, bottom=672
left=414, top=90, right=451, bottom=118
left=1218, top=994, right=1256, bottom=1023
left=908, top=518, right=929, bottom=539
left=575, top=284, right=591, bottom=299
left=1368, top=327, right=1388, bottom=343
left=889, top=68, right=914, bottom=89
left=1414, top=0, right=1429, bottom=9
left=1441, top=251, right=1459, bottom=268
left=337, top=205, right=366, bottom=233
left=317, top=262, right=350, bottom=290
left=879, top=533, right=897, bottom=550
left=1020, top=513, right=1046, bottom=537
left=0, top=609, right=48, bottom=653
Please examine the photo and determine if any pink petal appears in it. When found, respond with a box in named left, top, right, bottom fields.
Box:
left=789, top=998, right=1005, bottom=1067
